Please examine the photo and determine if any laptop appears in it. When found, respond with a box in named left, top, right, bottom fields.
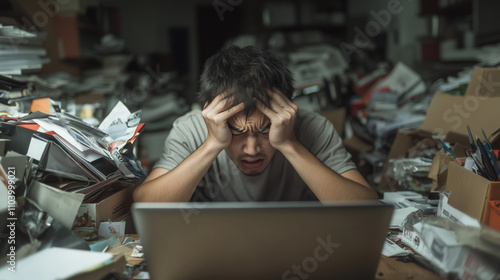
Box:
left=132, top=201, right=393, bottom=280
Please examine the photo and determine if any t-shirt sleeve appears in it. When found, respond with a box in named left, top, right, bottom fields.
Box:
left=296, top=111, right=356, bottom=174
left=153, top=112, right=206, bottom=171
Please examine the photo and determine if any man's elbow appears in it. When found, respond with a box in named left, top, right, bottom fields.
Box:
left=359, top=186, right=379, bottom=201
left=133, top=186, right=147, bottom=202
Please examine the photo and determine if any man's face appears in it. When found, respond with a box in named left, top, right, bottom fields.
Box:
left=226, top=109, right=276, bottom=176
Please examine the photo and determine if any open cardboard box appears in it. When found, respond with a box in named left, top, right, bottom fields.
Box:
left=446, top=161, right=500, bottom=226
left=428, top=142, right=469, bottom=191
left=75, top=182, right=137, bottom=230
left=378, top=66, right=500, bottom=192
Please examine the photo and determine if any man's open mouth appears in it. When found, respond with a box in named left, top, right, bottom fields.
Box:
left=241, top=159, right=264, bottom=168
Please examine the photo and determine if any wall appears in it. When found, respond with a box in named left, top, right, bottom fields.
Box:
left=105, top=0, right=212, bottom=102
left=348, top=0, right=428, bottom=69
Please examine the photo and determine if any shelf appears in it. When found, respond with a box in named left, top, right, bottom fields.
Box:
left=419, top=0, right=472, bottom=18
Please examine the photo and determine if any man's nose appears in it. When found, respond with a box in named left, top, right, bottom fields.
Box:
left=242, top=134, right=261, bottom=155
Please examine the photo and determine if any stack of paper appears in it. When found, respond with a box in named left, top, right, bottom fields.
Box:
left=0, top=247, right=114, bottom=280
left=401, top=216, right=500, bottom=279
left=1, top=101, right=145, bottom=202
left=0, top=75, right=30, bottom=115
left=352, top=62, right=428, bottom=151
left=288, top=44, right=348, bottom=91
left=0, top=18, right=49, bottom=75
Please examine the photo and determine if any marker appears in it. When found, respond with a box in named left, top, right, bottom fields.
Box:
left=440, top=141, right=463, bottom=166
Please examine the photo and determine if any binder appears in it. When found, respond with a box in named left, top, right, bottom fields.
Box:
left=36, top=135, right=100, bottom=182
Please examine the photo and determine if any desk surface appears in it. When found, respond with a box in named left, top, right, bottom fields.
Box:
left=128, top=256, right=444, bottom=279
left=376, top=256, right=443, bottom=280
left=122, top=235, right=444, bottom=279
left=126, top=255, right=444, bottom=280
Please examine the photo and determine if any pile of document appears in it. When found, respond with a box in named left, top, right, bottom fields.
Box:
left=0, top=101, right=145, bottom=202
left=380, top=191, right=439, bottom=228
left=358, top=62, right=429, bottom=151
left=0, top=17, right=49, bottom=75
left=0, top=75, right=33, bottom=116
left=287, top=44, right=348, bottom=90
left=401, top=214, right=500, bottom=279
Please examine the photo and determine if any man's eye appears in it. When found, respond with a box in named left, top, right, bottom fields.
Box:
left=259, top=128, right=270, bottom=135
left=231, top=130, right=244, bottom=136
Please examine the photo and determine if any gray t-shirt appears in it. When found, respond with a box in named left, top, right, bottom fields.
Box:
left=154, top=109, right=356, bottom=202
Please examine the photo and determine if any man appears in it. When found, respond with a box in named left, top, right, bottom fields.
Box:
left=133, top=45, right=378, bottom=202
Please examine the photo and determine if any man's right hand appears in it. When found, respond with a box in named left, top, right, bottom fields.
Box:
left=201, top=94, right=244, bottom=150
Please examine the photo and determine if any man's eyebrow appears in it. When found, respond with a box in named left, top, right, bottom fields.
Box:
left=228, top=124, right=243, bottom=132
left=259, top=123, right=271, bottom=131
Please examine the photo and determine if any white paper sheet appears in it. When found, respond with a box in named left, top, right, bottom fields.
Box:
left=381, top=237, right=411, bottom=257
left=26, top=136, right=47, bottom=161
left=98, top=101, right=131, bottom=131
left=0, top=247, right=113, bottom=280
left=389, top=206, right=419, bottom=229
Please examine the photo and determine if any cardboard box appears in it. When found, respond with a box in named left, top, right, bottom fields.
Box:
left=428, top=143, right=468, bottom=191
left=420, top=92, right=500, bottom=146
left=462, top=66, right=500, bottom=98
left=75, top=182, right=136, bottom=229
left=378, top=130, right=435, bottom=191
left=446, top=162, right=500, bottom=225
left=378, top=66, right=500, bottom=192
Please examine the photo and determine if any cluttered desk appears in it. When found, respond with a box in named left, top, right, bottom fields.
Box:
left=1, top=95, right=500, bottom=279
left=1, top=71, right=500, bottom=280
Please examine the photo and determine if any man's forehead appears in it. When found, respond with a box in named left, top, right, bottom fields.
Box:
left=229, top=109, right=269, bottom=126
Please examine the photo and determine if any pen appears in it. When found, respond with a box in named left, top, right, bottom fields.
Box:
left=483, top=142, right=500, bottom=181
left=471, top=153, right=494, bottom=180
left=464, top=149, right=471, bottom=158
left=467, top=124, right=477, bottom=152
left=476, top=138, right=499, bottom=181
left=481, top=128, right=492, bottom=150
left=440, top=141, right=463, bottom=166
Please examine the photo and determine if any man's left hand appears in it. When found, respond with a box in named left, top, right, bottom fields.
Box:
left=255, top=89, right=298, bottom=150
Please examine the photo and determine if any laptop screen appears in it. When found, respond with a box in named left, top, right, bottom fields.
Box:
left=132, top=201, right=393, bottom=280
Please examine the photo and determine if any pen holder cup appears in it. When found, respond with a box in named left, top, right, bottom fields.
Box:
left=487, top=200, right=500, bottom=232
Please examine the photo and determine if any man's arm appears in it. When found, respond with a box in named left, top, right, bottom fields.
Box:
left=133, top=140, right=222, bottom=202
left=133, top=96, right=244, bottom=202
left=256, top=90, right=378, bottom=202
left=279, top=141, right=378, bottom=201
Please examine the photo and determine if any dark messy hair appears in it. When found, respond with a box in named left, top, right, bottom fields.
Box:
left=197, top=45, right=294, bottom=118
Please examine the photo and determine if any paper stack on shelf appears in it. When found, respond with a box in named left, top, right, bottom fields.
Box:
left=0, top=17, right=54, bottom=117
left=0, top=75, right=31, bottom=115
left=0, top=17, right=49, bottom=76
